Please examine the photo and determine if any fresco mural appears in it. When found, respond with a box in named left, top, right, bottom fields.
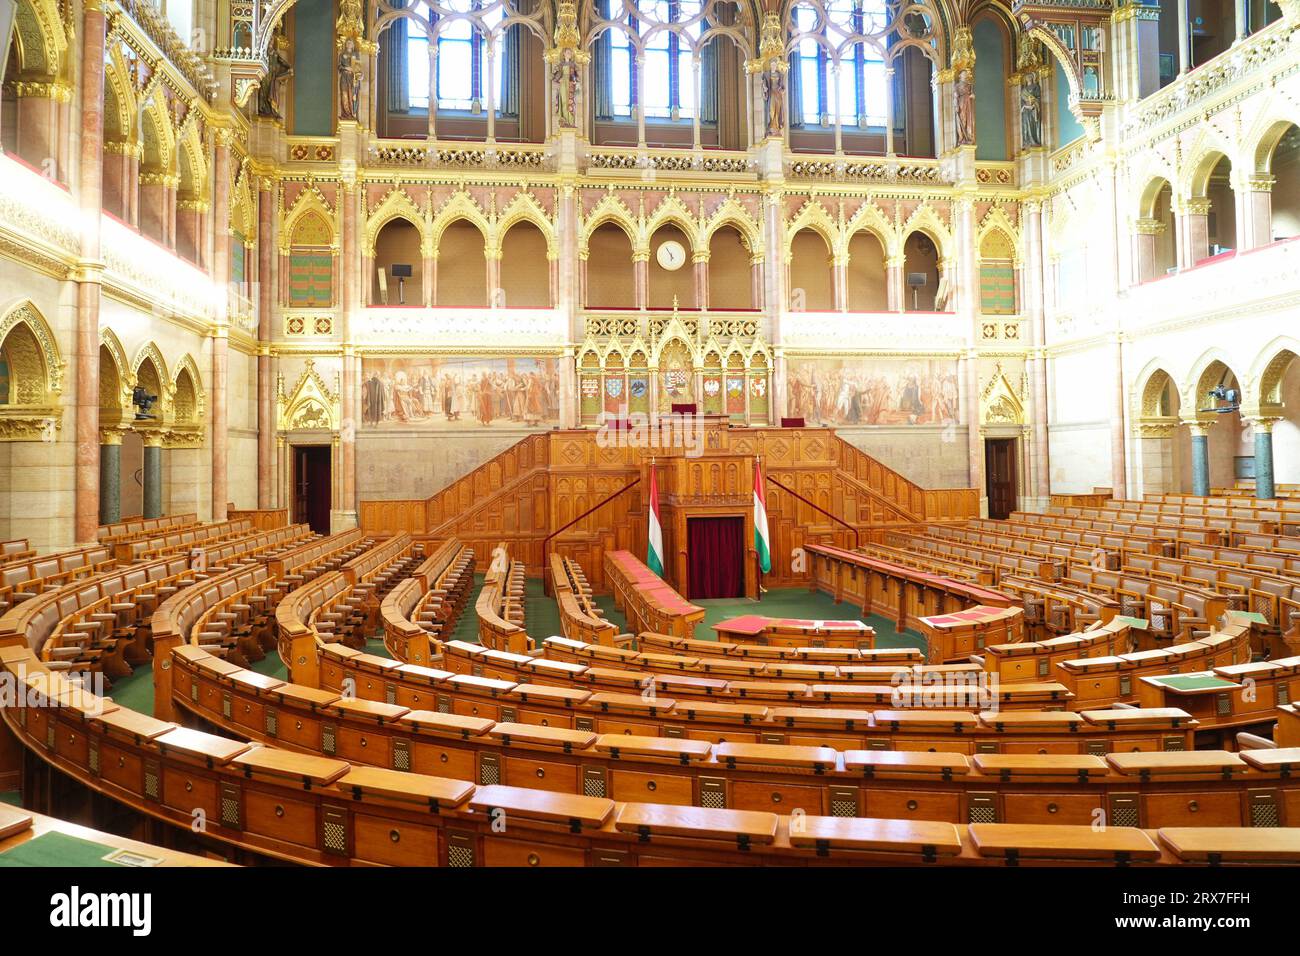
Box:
left=786, top=357, right=960, bottom=427
left=360, top=356, right=562, bottom=428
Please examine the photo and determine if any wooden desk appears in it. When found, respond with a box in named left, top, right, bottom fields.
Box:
left=0, top=805, right=230, bottom=866
left=916, top=605, right=1025, bottom=664
left=970, top=822, right=1162, bottom=862
left=713, top=615, right=875, bottom=650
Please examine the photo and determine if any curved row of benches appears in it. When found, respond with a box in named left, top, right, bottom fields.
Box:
left=467, top=639, right=1072, bottom=711
left=162, top=642, right=1300, bottom=833
left=11, top=646, right=1299, bottom=866
left=380, top=540, right=475, bottom=665
left=476, top=546, right=529, bottom=653
left=551, top=554, right=628, bottom=647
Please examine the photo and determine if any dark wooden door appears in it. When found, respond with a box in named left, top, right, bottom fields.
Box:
left=985, top=439, right=1018, bottom=520
left=293, top=446, right=332, bottom=535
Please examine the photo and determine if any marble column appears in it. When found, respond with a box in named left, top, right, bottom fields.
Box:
left=74, top=3, right=108, bottom=544
left=257, top=180, right=276, bottom=508
left=1182, top=199, right=1212, bottom=264
left=486, top=248, right=502, bottom=308
left=143, top=436, right=164, bottom=519
left=1243, top=176, right=1274, bottom=250
left=832, top=254, right=848, bottom=312
left=1188, top=421, right=1212, bottom=497
left=886, top=256, right=905, bottom=312
left=750, top=256, right=764, bottom=311
left=1111, top=336, right=1128, bottom=499
left=633, top=254, right=650, bottom=310
left=340, top=182, right=361, bottom=525
left=694, top=254, right=709, bottom=311
left=1024, top=202, right=1051, bottom=504
left=1133, top=220, right=1161, bottom=283
left=1254, top=418, right=1278, bottom=499
left=1177, top=0, right=1191, bottom=73
left=956, top=198, right=985, bottom=512
left=98, top=431, right=122, bottom=524
left=211, top=135, right=231, bottom=521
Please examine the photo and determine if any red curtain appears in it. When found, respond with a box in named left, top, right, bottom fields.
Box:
left=688, top=517, right=745, bottom=599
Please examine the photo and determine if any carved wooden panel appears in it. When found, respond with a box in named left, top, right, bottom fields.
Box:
left=360, top=425, right=979, bottom=592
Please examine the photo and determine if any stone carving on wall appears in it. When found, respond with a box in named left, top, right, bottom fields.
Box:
left=278, top=358, right=340, bottom=433
left=0, top=301, right=65, bottom=442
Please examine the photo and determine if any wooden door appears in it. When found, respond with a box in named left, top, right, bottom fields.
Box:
left=293, top=446, right=332, bottom=534
left=985, top=438, right=1018, bottom=520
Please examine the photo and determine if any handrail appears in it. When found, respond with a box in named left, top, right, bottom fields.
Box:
left=540, top=478, right=640, bottom=594
left=765, top=473, right=861, bottom=549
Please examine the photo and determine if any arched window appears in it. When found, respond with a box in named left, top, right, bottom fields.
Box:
left=789, top=0, right=889, bottom=130
left=606, top=1, right=699, bottom=120
left=590, top=0, right=749, bottom=149
left=403, top=1, right=505, bottom=113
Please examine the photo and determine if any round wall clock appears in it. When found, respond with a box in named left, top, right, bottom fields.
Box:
left=656, top=240, right=687, bottom=271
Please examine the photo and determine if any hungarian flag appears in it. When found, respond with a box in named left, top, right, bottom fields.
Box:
left=754, top=458, right=771, bottom=574
left=647, top=464, right=665, bottom=577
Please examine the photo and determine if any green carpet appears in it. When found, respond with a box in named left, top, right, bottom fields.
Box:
left=0, top=792, right=20, bottom=807
left=104, top=664, right=154, bottom=715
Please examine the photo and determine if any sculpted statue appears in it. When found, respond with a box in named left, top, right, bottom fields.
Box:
left=551, top=48, right=580, bottom=129
left=338, top=37, right=363, bottom=121
left=762, top=62, right=786, bottom=138
left=1019, top=73, right=1042, bottom=148
left=954, top=68, right=975, bottom=146
left=257, top=32, right=293, bottom=120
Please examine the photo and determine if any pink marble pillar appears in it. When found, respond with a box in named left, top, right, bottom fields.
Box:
left=1134, top=228, right=1157, bottom=283
left=750, top=258, right=763, bottom=311
left=694, top=256, right=709, bottom=311
left=578, top=256, right=588, bottom=308
left=341, top=186, right=360, bottom=521
left=74, top=6, right=108, bottom=544
left=16, top=92, right=58, bottom=175
left=422, top=255, right=435, bottom=307
left=210, top=137, right=231, bottom=520
left=549, top=256, right=559, bottom=309
left=1111, top=337, right=1128, bottom=499
left=139, top=180, right=166, bottom=244
left=1025, top=202, right=1051, bottom=503
left=103, top=149, right=127, bottom=219
left=1183, top=202, right=1210, bottom=265
left=257, top=182, right=275, bottom=509
left=1244, top=182, right=1274, bottom=250
left=886, top=259, right=904, bottom=312
left=126, top=152, right=140, bottom=226
left=832, top=256, right=848, bottom=312
left=486, top=251, right=502, bottom=307
left=634, top=255, right=649, bottom=310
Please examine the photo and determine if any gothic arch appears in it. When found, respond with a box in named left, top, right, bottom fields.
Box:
left=364, top=188, right=428, bottom=257
left=1249, top=337, right=1300, bottom=411
left=430, top=192, right=491, bottom=255
left=98, top=327, right=134, bottom=419
left=786, top=200, right=841, bottom=259
left=845, top=201, right=897, bottom=259
left=496, top=193, right=558, bottom=257
left=0, top=299, right=63, bottom=405
left=131, top=342, right=171, bottom=418
left=171, top=354, right=206, bottom=426
left=1184, top=349, right=1244, bottom=419
left=281, top=187, right=339, bottom=254
left=702, top=199, right=763, bottom=257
